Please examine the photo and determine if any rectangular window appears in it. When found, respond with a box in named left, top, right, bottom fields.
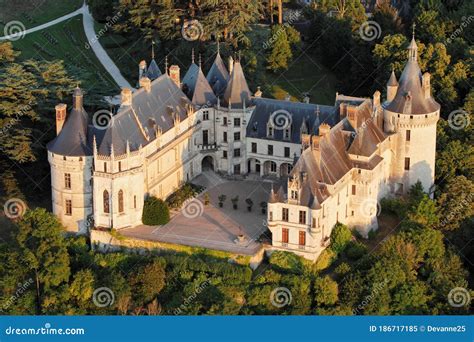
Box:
left=223, top=117, right=227, bottom=125
left=104, top=162, right=107, bottom=173
left=223, top=150, right=227, bottom=159
left=269, top=212, right=273, bottom=221
left=133, top=195, right=137, bottom=209
left=118, top=161, right=122, bottom=172
left=234, top=118, right=240, bottom=126
left=312, top=218, right=316, bottom=228
left=234, top=164, right=241, bottom=174
left=223, top=131, right=227, bottom=143
left=251, top=142, right=257, bottom=153
left=299, top=210, right=306, bottom=224
left=64, top=173, right=71, bottom=189
left=65, top=199, right=72, bottom=216
left=284, top=128, right=290, bottom=140
left=268, top=127, right=273, bottom=137
left=282, top=228, right=289, bottom=244
left=352, top=185, right=356, bottom=195
left=268, top=145, right=273, bottom=156
left=299, top=231, right=306, bottom=246
left=234, top=148, right=241, bottom=157
left=282, top=208, right=289, bottom=222
left=405, top=157, right=410, bottom=170
left=234, top=132, right=241, bottom=141
left=202, top=110, right=209, bottom=121
left=406, top=130, right=411, bottom=141
left=284, top=147, right=290, bottom=158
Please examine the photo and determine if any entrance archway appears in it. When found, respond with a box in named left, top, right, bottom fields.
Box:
left=247, top=158, right=261, bottom=174
left=202, top=156, right=214, bottom=171
left=280, top=163, right=293, bottom=177
left=263, top=161, right=277, bottom=176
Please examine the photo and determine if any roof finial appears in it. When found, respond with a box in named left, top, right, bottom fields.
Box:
left=151, top=40, right=155, bottom=60
left=165, top=55, right=168, bottom=75
left=412, top=23, right=416, bottom=39
left=217, top=39, right=220, bottom=55
left=199, top=54, right=202, bottom=68
left=316, top=105, right=320, bottom=117
left=191, top=48, right=195, bottom=64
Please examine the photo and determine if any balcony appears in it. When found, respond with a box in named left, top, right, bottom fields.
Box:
left=198, top=143, right=218, bottom=152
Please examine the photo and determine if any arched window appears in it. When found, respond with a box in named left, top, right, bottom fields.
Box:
left=118, top=190, right=124, bottom=213
left=103, top=190, right=110, bottom=214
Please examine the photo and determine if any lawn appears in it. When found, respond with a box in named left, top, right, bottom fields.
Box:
left=11, top=15, right=119, bottom=102
left=0, top=0, right=83, bottom=30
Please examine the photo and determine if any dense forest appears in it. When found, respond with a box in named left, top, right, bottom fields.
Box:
left=0, top=0, right=472, bottom=315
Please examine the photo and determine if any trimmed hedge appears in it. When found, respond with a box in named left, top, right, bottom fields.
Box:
left=142, top=196, right=170, bottom=225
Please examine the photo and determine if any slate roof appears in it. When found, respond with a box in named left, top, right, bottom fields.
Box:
left=387, top=70, right=398, bottom=86
left=206, top=53, right=229, bottom=96
left=385, top=39, right=440, bottom=115
left=93, top=74, right=193, bottom=155
left=182, top=63, right=217, bottom=106
left=246, top=98, right=338, bottom=144
left=146, top=59, right=162, bottom=80
left=222, top=60, right=251, bottom=108
left=47, top=88, right=92, bottom=156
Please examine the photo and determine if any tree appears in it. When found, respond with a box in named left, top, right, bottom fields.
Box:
left=266, top=25, right=292, bottom=72
left=313, top=276, right=338, bottom=306
left=15, top=208, right=70, bottom=313
left=408, top=195, right=439, bottom=228
left=330, top=223, right=352, bottom=254
left=436, top=176, right=474, bottom=230
left=142, top=197, right=170, bottom=225
left=130, top=260, right=166, bottom=304
left=436, top=140, right=474, bottom=182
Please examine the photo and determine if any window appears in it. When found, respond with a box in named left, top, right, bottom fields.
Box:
left=234, top=132, right=241, bottom=141
left=65, top=200, right=72, bottom=216
left=104, top=162, right=107, bottom=173
left=282, top=208, right=289, bottom=222
left=268, top=145, right=273, bottom=156
left=282, top=228, right=289, bottom=244
left=270, top=162, right=277, bottom=173
left=291, top=190, right=298, bottom=200
left=405, top=157, right=410, bottom=170
left=234, top=118, right=240, bottom=126
left=406, top=130, right=411, bottom=141
left=269, top=211, right=273, bottom=221
left=251, top=142, right=257, bottom=153
left=299, top=210, right=306, bottom=224
left=284, top=147, right=290, bottom=158
left=312, top=218, right=316, bottom=228
left=284, top=128, right=290, bottom=140
left=223, top=132, right=227, bottom=143
left=268, top=126, right=273, bottom=137
left=118, top=190, right=124, bottom=213
left=223, top=150, right=227, bottom=159
left=64, top=173, right=71, bottom=189
left=133, top=195, right=137, bottom=209
left=352, top=185, right=356, bottom=195
left=223, top=117, right=227, bottom=126
left=299, top=231, right=306, bottom=246
left=202, top=110, right=209, bottom=121
left=118, top=161, right=122, bottom=172
left=103, top=190, right=109, bottom=214
left=234, top=148, right=241, bottom=157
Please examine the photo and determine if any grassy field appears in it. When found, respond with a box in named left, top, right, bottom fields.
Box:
left=11, top=16, right=119, bottom=101
left=0, top=0, right=83, bottom=30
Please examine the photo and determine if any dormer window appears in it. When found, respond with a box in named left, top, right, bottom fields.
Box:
left=284, top=127, right=290, bottom=140
left=268, top=126, right=274, bottom=137
left=291, top=190, right=298, bottom=200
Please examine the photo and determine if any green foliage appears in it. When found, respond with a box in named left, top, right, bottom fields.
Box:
left=314, top=248, right=336, bottom=271
left=408, top=195, right=439, bottom=228
left=166, top=183, right=203, bottom=209
left=334, top=262, right=351, bottom=278
left=345, top=241, right=368, bottom=260
left=268, top=251, right=305, bottom=274
left=380, top=197, right=407, bottom=216
left=266, top=25, right=300, bottom=72
left=313, top=276, right=338, bottom=306
left=330, top=223, right=352, bottom=254
left=130, top=259, right=166, bottom=304
left=142, top=197, right=170, bottom=225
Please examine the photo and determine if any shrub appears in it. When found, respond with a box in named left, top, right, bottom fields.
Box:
left=313, top=276, right=338, bottom=306
left=314, top=248, right=336, bottom=271
left=330, top=223, right=352, bottom=254
left=166, top=183, right=203, bottom=209
left=345, top=241, right=368, bottom=260
left=334, top=262, right=351, bottom=278
left=380, top=197, right=407, bottom=216
left=368, top=228, right=377, bottom=240
left=142, top=197, right=170, bottom=225
left=269, top=251, right=304, bottom=274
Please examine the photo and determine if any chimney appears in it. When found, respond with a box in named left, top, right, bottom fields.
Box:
left=373, top=90, right=380, bottom=109
left=139, top=60, right=147, bottom=80
left=301, top=133, right=311, bottom=150
left=121, top=88, right=132, bottom=106
left=169, top=65, right=180, bottom=88
left=347, top=106, right=358, bottom=128
left=311, top=135, right=320, bottom=150
left=319, top=123, right=331, bottom=137
left=55, top=103, right=67, bottom=136
left=422, top=72, right=431, bottom=99
left=228, top=56, right=234, bottom=75
left=140, top=77, right=151, bottom=92
left=254, top=86, right=262, bottom=98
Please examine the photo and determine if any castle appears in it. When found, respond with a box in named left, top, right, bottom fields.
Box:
left=47, top=36, right=439, bottom=260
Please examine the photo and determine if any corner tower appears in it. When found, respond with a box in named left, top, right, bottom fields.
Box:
left=383, top=34, right=440, bottom=195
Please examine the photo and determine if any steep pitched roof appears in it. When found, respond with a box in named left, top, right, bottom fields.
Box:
left=146, top=59, right=162, bottom=80
left=387, top=70, right=398, bottom=86
left=47, top=88, right=92, bottom=156
left=222, top=60, right=251, bottom=108
left=206, top=53, right=229, bottom=96
left=182, top=63, right=217, bottom=106
left=94, top=74, right=193, bottom=155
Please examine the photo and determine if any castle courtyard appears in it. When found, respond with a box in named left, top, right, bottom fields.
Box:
left=121, top=173, right=282, bottom=255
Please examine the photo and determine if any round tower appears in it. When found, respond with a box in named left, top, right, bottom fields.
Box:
left=383, top=35, right=440, bottom=195
left=47, top=87, right=93, bottom=234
